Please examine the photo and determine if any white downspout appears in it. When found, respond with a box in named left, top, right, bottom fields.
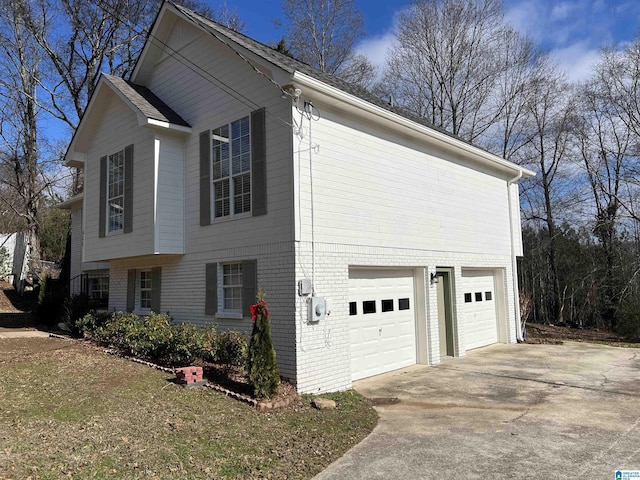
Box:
left=508, top=171, right=524, bottom=342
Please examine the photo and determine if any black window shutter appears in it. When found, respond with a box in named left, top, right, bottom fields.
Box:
left=151, top=267, right=161, bottom=313
left=99, top=156, right=107, bottom=238
left=251, top=108, right=267, bottom=216
left=126, top=269, right=136, bottom=312
left=123, top=144, right=134, bottom=233
left=242, top=259, right=257, bottom=317
left=200, top=130, right=211, bottom=226
left=205, top=263, right=217, bottom=315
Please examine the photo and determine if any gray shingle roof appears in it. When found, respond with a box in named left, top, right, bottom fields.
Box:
left=171, top=2, right=455, bottom=138
left=104, top=74, right=190, bottom=128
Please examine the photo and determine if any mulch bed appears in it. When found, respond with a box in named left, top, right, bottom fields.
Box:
left=81, top=339, right=301, bottom=411
left=525, top=322, right=636, bottom=346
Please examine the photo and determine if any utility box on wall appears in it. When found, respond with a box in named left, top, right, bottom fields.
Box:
left=308, top=296, right=326, bottom=323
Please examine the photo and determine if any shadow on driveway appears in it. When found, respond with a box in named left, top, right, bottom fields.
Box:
left=314, top=342, right=640, bottom=480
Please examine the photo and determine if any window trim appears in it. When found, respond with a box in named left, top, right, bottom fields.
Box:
left=210, top=116, right=252, bottom=221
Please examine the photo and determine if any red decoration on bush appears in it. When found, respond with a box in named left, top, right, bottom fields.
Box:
left=250, top=300, right=268, bottom=322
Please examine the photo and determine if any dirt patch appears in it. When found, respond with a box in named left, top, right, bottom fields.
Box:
left=0, top=280, right=37, bottom=313
left=525, top=322, right=640, bottom=347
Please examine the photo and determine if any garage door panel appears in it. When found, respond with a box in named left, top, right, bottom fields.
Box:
left=349, top=269, right=416, bottom=381
left=461, top=270, right=498, bottom=350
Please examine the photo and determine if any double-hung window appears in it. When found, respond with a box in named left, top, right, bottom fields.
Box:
left=126, top=267, right=161, bottom=313
left=107, top=149, right=125, bottom=233
left=212, top=116, right=251, bottom=219
left=222, top=262, right=243, bottom=312
left=139, top=270, right=152, bottom=310
left=204, top=260, right=257, bottom=318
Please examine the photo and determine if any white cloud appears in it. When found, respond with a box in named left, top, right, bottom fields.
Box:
left=551, top=1, right=575, bottom=20
left=505, top=0, right=543, bottom=40
left=550, top=43, right=600, bottom=82
left=355, top=31, right=396, bottom=73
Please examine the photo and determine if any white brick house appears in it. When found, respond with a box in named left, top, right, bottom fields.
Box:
left=61, top=1, right=534, bottom=393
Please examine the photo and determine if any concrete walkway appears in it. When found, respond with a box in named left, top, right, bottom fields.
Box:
left=0, top=312, right=52, bottom=338
left=315, top=342, right=640, bottom=480
left=0, top=328, right=52, bottom=339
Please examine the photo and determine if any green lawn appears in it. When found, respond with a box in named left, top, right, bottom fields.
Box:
left=0, top=337, right=377, bottom=479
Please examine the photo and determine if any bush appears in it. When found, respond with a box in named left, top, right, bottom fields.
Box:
left=200, top=326, right=218, bottom=363
left=216, top=330, right=248, bottom=367
left=164, top=322, right=204, bottom=366
left=76, top=311, right=112, bottom=338
left=76, top=311, right=250, bottom=370
left=617, top=299, right=640, bottom=342
left=247, top=291, right=279, bottom=398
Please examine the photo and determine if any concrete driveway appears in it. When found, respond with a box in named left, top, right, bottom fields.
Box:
left=314, top=342, right=640, bottom=480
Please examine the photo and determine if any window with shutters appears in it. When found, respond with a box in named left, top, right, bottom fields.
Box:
left=107, top=149, right=125, bottom=232
left=222, top=262, right=243, bottom=313
left=205, top=260, right=256, bottom=319
left=139, top=270, right=152, bottom=310
left=212, top=116, right=251, bottom=219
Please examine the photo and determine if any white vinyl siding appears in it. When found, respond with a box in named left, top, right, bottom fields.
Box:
left=295, top=105, right=513, bottom=256
left=83, top=91, right=156, bottom=262
left=155, top=134, right=185, bottom=254
left=145, top=19, right=294, bottom=253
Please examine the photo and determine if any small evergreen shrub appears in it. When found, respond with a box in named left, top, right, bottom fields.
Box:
left=247, top=290, right=279, bottom=398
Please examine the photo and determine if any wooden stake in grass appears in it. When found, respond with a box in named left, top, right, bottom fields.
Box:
left=248, top=289, right=279, bottom=398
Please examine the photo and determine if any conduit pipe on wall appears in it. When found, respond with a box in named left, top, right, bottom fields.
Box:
left=508, top=170, right=524, bottom=342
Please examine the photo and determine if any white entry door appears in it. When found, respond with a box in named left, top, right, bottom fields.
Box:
left=348, top=269, right=417, bottom=381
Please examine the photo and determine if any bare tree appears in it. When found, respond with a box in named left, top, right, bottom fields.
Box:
left=207, top=1, right=246, bottom=32
left=377, top=0, right=536, bottom=145
left=280, top=0, right=375, bottom=87
left=0, top=0, right=45, bottom=272
left=520, top=73, right=578, bottom=323
left=575, top=51, right=640, bottom=329
left=21, top=0, right=156, bottom=131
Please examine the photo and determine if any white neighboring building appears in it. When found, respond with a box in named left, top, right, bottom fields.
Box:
left=61, top=1, right=534, bottom=393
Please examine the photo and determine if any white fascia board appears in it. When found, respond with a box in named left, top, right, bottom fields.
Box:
left=56, top=192, right=84, bottom=210
left=146, top=118, right=192, bottom=133
left=290, top=71, right=536, bottom=179
left=66, top=153, right=86, bottom=168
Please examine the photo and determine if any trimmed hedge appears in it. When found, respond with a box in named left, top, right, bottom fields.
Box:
left=77, top=311, right=247, bottom=368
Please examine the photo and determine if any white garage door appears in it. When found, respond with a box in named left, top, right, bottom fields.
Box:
left=348, top=269, right=416, bottom=381
left=460, top=270, right=498, bottom=350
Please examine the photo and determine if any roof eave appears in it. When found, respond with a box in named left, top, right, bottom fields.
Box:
left=145, top=118, right=192, bottom=133
left=56, top=193, right=84, bottom=210
left=290, top=71, right=536, bottom=179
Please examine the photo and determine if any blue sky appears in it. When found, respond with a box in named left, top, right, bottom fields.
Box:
left=214, top=0, right=640, bottom=82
